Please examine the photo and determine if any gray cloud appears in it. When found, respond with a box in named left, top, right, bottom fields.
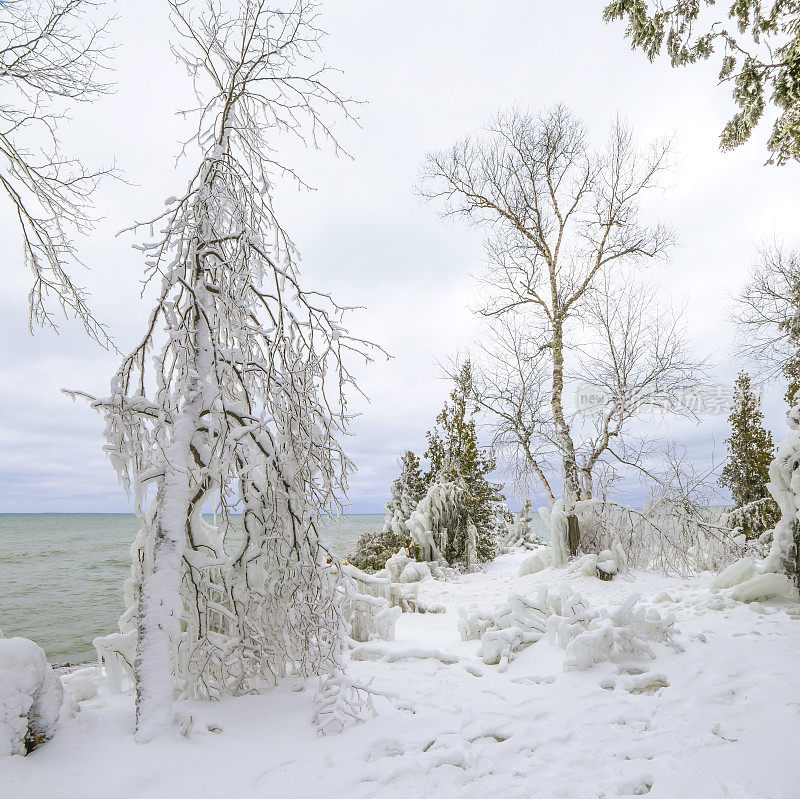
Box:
left=0, top=1, right=797, bottom=514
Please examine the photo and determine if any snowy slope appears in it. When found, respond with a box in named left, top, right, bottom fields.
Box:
left=5, top=550, right=800, bottom=799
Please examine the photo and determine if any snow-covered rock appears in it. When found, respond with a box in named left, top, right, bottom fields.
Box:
left=0, top=637, right=75, bottom=756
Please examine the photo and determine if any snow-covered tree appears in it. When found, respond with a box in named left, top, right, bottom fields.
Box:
left=425, top=361, right=505, bottom=563
left=76, top=0, right=375, bottom=741
left=383, top=451, right=427, bottom=537
left=421, top=108, right=700, bottom=557
left=603, top=0, right=800, bottom=165
left=0, top=0, right=113, bottom=342
left=719, top=372, right=778, bottom=538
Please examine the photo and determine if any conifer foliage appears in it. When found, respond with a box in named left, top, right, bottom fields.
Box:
left=350, top=452, right=426, bottom=572
left=351, top=362, right=506, bottom=570
left=603, top=0, right=800, bottom=165
left=424, top=361, right=505, bottom=563
left=720, top=372, right=779, bottom=537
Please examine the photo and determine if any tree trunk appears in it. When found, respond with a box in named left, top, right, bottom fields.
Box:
left=134, top=302, right=208, bottom=741
left=567, top=514, right=580, bottom=557
left=551, top=314, right=582, bottom=557
left=133, top=407, right=197, bottom=742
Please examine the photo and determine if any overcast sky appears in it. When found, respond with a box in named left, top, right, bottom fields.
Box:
left=1, top=0, right=798, bottom=514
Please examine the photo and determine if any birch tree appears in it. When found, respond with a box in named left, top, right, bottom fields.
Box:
left=421, top=107, right=700, bottom=557
left=75, top=0, right=375, bottom=741
left=0, top=0, right=112, bottom=342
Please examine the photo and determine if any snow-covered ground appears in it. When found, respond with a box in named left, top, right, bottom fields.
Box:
left=6, top=549, right=800, bottom=798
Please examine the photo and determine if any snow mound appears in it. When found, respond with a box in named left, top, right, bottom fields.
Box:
left=0, top=637, right=76, bottom=756
left=708, top=557, right=797, bottom=603
left=729, top=573, right=795, bottom=603
left=398, top=561, right=431, bottom=583
left=518, top=548, right=552, bottom=576
left=710, top=557, right=758, bottom=590
left=60, top=666, right=104, bottom=703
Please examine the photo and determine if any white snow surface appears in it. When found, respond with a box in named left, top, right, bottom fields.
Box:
left=6, top=549, right=800, bottom=798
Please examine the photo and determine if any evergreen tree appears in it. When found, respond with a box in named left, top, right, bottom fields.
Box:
left=424, top=361, right=505, bottom=562
left=603, top=0, right=800, bottom=165
left=350, top=451, right=425, bottom=572
left=720, top=372, right=779, bottom=537
left=783, top=352, right=800, bottom=406
left=780, top=289, right=800, bottom=404
left=384, top=451, right=427, bottom=529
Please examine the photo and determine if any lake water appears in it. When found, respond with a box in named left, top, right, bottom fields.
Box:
left=0, top=513, right=383, bottom=665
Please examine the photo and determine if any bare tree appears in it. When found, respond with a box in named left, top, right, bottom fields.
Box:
left=0, top=0, right=113, bottom=342
left=421, top=107, right=701, bottom=557
left=72, top=0, right=378, bottom=741
left=734, top=241, right=800, bottom=399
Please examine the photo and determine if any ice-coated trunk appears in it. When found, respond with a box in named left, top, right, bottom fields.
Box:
left=134, top=286, right=211, bottom=741
left=134, top=388, right=200, bottom=742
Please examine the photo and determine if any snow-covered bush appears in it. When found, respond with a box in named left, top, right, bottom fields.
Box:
left=552, top=594, right=682, bottom=671
left=406, top=478, right=466, bottom=563
left=460, top=586, right=681, bottom=672
left=350, top=452, right=425, bottom=572
left=405, top=476, right=505, bottom=567
left=381, top=451, right=428, bottom=539
left=536, top=450, right=746, bottom=575
left=719, top=373, right=780, bottom=539
left=557, top=497, right=744, bottom=576
left=721, top=498, right=781, bottom=541
left=1, top=637, right=75, bottom=756
left=312, top=673, right=378, bottom=736
left=349, top=527, right=412, bottom=573
left=342, top=595, right=401, bottom=643
left=458, top=589, right=550, bottom=670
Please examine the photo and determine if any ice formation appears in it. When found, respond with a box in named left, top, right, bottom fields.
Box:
left=764, top=399, right=800, bottom=579
left=459, top=586, right=681, bottom=673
